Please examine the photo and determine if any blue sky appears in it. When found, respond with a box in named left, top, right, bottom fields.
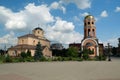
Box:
left=0, top=0, right=120, bottom=49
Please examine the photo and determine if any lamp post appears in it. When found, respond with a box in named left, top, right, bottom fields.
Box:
left=107, top=43, right=111, bottom=61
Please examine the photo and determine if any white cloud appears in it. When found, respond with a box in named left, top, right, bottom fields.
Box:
left=0, top=3, right=54, bottom=30
left=5, top=13, right=27, bottom=30
left=50, top=1, right=66, bottom=14
left=73, top=16, right=81, bottom=24
left=45, top=18, right=83, bottom=45
left=50, top=2, right=59, bottom=9
left=0, top=6, right=27, bottom=30
left=73, top=16, right=80, bottom=22
left=0, top=3, right=84, bottom=48
left=115, top=6, right=120, bottom=12
left=52, top=18, right=74, bottom=33
left=100, top=10, right=108, bottom=17
left=25, top=3, right=54, bottom=23
left=80, top=12, right=89, bottom=17
left=46, top=29, right=83, bottom=45
left=61, top=0, right=91, bottom=9
left=0, top=31, right=17, bottom=49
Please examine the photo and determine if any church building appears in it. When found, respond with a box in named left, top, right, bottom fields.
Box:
left=69, top=15, right=103, bottom=57
left=8, top=27, right=52, bottom=57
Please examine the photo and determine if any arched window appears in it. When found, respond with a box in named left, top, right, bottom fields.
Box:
left=85, top=29, right=86, bottom=35
left=92, top=48, right=94, bottom=52
left=92, top=29, right=95, bottom=36
left=22, top=40, right=24, bottom=44
left=33, top=40, right=35, bottom=45
left=92, top=22, right=94, bottom=24
left=86, top=42, right=94, bottom=47
left=88, top=22, right=90, bottom=25
left=84, top=22, right=86, bottom=26
left=38, top=31, right=40, bottom=34
left=88, top=29, right=90, bottom=36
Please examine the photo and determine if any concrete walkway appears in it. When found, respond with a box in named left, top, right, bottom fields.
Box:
left=0, top=57, right=120, bottom=80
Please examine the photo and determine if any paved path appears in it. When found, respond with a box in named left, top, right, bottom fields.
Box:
left=0, top=57, right=120, bottom=80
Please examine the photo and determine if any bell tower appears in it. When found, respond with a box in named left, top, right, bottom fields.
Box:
left=81, top=15, right=99, bottom=57
left=32, top=27, right=44, bottom=38
left=84, top=15, right=96, bottom=39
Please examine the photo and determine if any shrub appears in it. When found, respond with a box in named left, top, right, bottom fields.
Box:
left=26, top=50, right=31, bottom=57
left=18, top=57, right=25, bottom=62
left=77, top=58, right=83, bottom=61
left=95, top=55, right=107, bottom=61
left=39, top=56, right=47, bottom=61
left=0, top=56, right=4, bottom=63
left=62, top=57, right=68, bottom=61
left=25, top=57, right=34, bottom=62
left=12, top=57, right=20, bottom=63
left=82, top=49, right=91, bottom=60
left=68, top=57, right=72, bottom=61
left=67, top=47, right=79, bottom=57
left=67, top=57, right=82, bottom=61
left=82, top=53, right=89, bottom=60
left=57, top=56, right=64, bottom=61
left=46, top=58, right=52, bottom=62
left=4, top=55, right=13, bottom=63
left=52, top=57, right=58, bottom=61
left=21, top=52, right=27, bottom=58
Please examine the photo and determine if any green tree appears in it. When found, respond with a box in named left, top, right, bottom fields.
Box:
left=82, top=49, right=90, bottom=60
left=67, top=47, right=79, bottom=57
left=26, top=49, right=31, bottom=57
left=88, top=49, right=94, bottom=54
left=34, top=42, right=43, bottom=61
left=21, top=52, right=27, bottom=58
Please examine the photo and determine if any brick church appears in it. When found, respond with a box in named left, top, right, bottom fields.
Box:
left=69, top=15, right=103, bottom=57
left=8, top=27, right=52, bottom=57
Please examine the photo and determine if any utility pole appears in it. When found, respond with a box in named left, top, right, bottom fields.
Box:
left=108, top=43, right=111, bottom=61
left=118, top=38, right=120, bottom=48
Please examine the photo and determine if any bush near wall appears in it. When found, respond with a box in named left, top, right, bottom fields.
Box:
left=3, top=55, right=13, bottom=63
left=0, top=56, right=4, bottom=63
left=95, top=55, right=107, bottom=61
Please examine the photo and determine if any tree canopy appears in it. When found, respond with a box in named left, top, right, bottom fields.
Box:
left=34, top=42, right=43, bottom=61
left=67, top=47, right=79, bottom=57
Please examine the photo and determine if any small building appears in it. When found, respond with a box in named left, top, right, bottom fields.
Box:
left=8, top=27, right=52, bottom=57
left=51, top=43, right=63, bottom=50
left=69, top=43, right=81, bottom=50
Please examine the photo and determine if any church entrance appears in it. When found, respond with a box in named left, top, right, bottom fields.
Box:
left=81, top=38, right=99, bottom=57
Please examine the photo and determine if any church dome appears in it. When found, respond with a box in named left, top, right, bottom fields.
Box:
left=34, top=27, right=43, bottom=31
left=85, top=15, right=94, bottom=19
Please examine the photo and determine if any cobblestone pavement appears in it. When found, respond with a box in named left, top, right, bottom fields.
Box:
left=0, top=57, right=120, bottom=80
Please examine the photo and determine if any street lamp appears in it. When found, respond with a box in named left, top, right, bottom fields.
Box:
left=107, top=43, right=111, bottom=61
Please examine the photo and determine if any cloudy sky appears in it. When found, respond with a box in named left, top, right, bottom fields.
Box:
left=0, top=0, right=120, bottom=49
